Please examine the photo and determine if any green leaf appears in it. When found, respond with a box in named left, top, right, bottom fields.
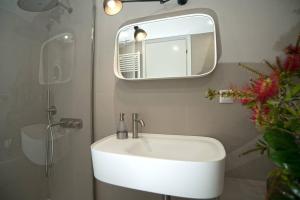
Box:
left=268, top=100, right=280, bottom=106
left=285, top=106, right=298, bottom=117
left=264, top=129, right=298, bottom=151
left=268, top=149, right=300, bottom=177
left=286, top=84, right=300, bottom=100
left=285, top=118, right=300, bottom=132
left=245, top=101, right=256, bottom=109
left=264, top=129, right=300, bottom=177
left=267, top=169, right=300, bottom=200
left=289, top=180, right=300, bottom=198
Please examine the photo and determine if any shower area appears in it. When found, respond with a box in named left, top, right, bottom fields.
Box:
left=0, top=0, right=94, bottom=200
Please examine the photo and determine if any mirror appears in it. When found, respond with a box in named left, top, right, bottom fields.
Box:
left=114, top=10, right=217, bottom=80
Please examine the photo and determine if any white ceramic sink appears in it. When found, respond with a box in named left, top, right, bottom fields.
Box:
left=91, top=133, right=226, bottom=199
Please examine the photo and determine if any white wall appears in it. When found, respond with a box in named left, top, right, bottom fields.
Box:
left=94, top=0, right=300, bottom=200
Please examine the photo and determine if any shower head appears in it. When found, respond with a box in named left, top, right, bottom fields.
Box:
left=17, top=0, right=73, bottom=13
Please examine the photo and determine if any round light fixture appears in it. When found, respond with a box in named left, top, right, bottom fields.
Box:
left=103, top=0, right=123, bottom=16
left=134, top=26, right=147, bottom=41
left=177, top=0, right=188, bottom=5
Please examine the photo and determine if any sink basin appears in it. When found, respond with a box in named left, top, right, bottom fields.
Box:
left=91, top=133, right=226, bottom=199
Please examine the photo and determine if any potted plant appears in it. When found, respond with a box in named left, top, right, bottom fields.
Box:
left=206, top=35, right=300, bottom=200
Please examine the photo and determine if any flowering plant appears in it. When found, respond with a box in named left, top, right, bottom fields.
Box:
left=207, top=35, right=300, bottom=200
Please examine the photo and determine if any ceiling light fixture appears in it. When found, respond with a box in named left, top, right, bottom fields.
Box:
left=103, top=0, right=188, bottom=16
left=134, top=26, right=147, bottom=41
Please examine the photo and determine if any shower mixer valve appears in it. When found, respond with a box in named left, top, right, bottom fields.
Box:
left=47, top=118, right=83, bottom=129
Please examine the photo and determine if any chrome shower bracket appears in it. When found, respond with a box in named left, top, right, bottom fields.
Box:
left=47, top=105, right=57, bottom=116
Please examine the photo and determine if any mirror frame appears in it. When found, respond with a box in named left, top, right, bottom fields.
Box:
left=114, top=9, right=217, bottom=80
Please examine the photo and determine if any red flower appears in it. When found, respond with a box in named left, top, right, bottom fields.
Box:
left=284, top=54, right=300, bottom=72
left=240, top=98, right=252, bottom=105
left=285, top=45, right=300, bottom=54
left=251, top=105, right=270, bottom=125
left=252, top=73, right=279, bottom=103
left=239, top=87, right=254, bottom=105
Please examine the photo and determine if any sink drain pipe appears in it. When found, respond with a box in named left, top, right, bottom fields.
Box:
left=162, top=195, right=171, bottom=200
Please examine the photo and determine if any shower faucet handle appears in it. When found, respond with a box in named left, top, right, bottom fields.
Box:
left=59, top=118, right=83, bottom=129
left=47, top=121, right=66, bottom=130
left=47, top=118, right=83, bottom=130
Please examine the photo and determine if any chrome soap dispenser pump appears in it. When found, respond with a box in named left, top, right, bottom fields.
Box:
left=116, top=113, right=128, bottom=139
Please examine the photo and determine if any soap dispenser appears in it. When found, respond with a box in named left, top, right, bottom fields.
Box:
left=116, top=113, right=128, bottom=139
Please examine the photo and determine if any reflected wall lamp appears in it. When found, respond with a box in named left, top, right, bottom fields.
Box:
left=134, top=26, right=147, bottom=41
left=103, top=0, right=188, bottom=16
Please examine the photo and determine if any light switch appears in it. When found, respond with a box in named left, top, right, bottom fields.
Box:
left=219, top=90, right=234, bottom=104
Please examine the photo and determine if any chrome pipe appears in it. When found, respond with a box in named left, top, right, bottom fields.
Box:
left=45, top=89, right=51, bottom=177
left=162, top=195, right=171, bottom=200
left=45, top=88, right=58, bottom=177
left=45, top=128, right=49, bottom=177
left=49, top=126, right=55, bottom=168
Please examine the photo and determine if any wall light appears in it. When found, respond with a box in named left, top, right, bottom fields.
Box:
left=103, top=0, right=123, bottom=16
left=103, top=0, right=188, bottom=16
left=134, top=26, right=147, bottom=41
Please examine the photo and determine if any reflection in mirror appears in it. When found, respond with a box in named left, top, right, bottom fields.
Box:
left=115, top=12, right=217, bottom=80
left=39, top=33, right=75, bottom=85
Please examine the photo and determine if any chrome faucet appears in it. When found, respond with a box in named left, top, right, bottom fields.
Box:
left=46, top=121, right=66, bottom=130
left=132, top=113, right=145, bottom=138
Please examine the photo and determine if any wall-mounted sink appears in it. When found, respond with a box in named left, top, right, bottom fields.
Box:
left=91, top=133, right=226, bottom=199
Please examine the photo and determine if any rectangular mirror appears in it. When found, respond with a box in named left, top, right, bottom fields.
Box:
left=114, top=10, right=217, bottom=80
